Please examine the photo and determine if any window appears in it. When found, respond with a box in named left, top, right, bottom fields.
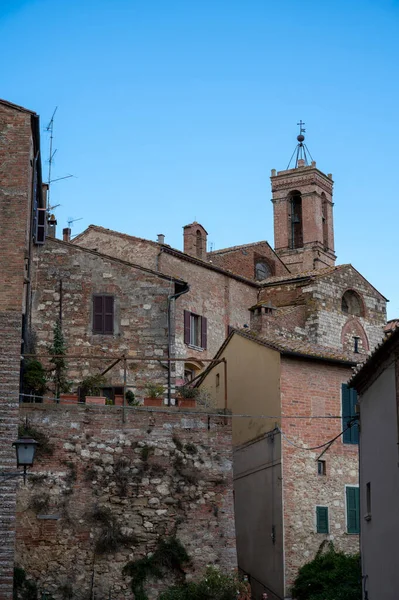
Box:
left=255, top=261, right=272, bottom=281
left=342, top=384, right=359, bottom=444
left=322, top=193, right=329, bottom=249
left=196, top=230, right=203, bottom=258
left=289, top=192, right=303, bottom=249
left=184, top=310, right=207, bottom=349
left=216, top=373, right=220, bottom=387
left=341, top=290, right=363, bottom=316
left=93, top=295, right=114, bottom=334
left=317, top=460, right=326, bottom=476
left=316, top=506, right=329, bottom=533
left=346, top=486, right=360, bottom=534
left=353, top=336, right=360, bottom=353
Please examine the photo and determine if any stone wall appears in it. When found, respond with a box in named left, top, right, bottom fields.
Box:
left=16, top=404, right=236, bottom=599
left=31, top=237, right=177, bottom=397
left=280, top=357, right=359, bottom=594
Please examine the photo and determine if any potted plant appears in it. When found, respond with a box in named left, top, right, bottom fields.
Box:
left=176, top=384, right=199, bottom=408
left=144, top=383, right=165, bottom=406
left=59, top=391, right=80, bottom=405
left=80, top=374, right=107, bottom=405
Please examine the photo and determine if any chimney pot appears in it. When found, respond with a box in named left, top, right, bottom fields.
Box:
left=63, top=228, right=71, bottom=242
left=157, top=234, right=165, bottom=244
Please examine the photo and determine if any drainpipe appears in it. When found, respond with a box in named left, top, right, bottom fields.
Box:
left=167, top=283, right=190, bottom=405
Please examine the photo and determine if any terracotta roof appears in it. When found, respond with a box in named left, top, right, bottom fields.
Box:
left=384, top=319, right=399, bottom=334
left=73, top=225, right=260, bottom=288
left=0, top=98, right=37, bottom=114
left=350, top=326, right=399, bottom=392
left=48, top=237, right=187, bottom=284
left=209, top=240, right=269, bottom=255
left=235, top=329, right=360, bottom=364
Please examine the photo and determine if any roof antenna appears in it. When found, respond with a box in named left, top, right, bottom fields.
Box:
left=286, top=120, right=314, bottom=169
left=45, top=107, right=74, bottom=212
left=67, top=217, right=83, bottom=228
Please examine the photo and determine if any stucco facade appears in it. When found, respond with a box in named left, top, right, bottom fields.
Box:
left=351, top=328, right=399, bottom=600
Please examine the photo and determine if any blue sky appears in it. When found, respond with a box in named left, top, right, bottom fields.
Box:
left=1, top=0, right=398, bottom=317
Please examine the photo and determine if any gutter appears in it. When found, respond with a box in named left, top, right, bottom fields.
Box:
left=167, top=282, right=190, bottom=405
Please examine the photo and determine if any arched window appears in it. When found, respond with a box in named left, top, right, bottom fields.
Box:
left=321, top=193, right=328, bottom=249
left=255, top=261, right=272, bottom=281
left=341, top=290, right=363, bottom=317
left=289, top=191, right=303, bottom=249
left=196, top=230, right=202, bottom=258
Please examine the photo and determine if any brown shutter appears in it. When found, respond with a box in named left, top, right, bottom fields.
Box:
left=104, top=296, right=114, bottom=334
left=184, top=310, right=191, bottom=345
left=93, top=296, right=104, bottom=333
left=201, top=316, right=207, bottom=349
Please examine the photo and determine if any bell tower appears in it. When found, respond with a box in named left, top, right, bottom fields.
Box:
left=271, top=123, right=336, bottom=274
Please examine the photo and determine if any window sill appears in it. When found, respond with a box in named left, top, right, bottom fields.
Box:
left=186, top=344, right=204, bottom=352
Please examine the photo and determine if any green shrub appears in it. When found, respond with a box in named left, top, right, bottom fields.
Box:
left=80, top=374, right=107, bottom=397
left=176, top=385, right=199, bottom=399
left=123, top=537, right=190, bottom=600
left=22, top=359, right=47, bottom=400
left=126, top=390, right=139, bottom=406
left=291, top=543, right=361, bottom=600
left=159, top=565, right=246, bottom=600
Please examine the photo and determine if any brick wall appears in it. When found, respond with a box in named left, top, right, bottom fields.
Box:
left=16, top=404, right=236, bottom=599
left=0, top=102, right=35, bottom=600
left=280, top=358, right=359, bottom=593
left=207, top=242, right=289, bottom=280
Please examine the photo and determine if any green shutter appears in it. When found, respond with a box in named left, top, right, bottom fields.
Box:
left=346, top=487, right=360, bottom=534
left=316, top=506, right=329, bottom=534
left=342, top=384, right=359, bottom=444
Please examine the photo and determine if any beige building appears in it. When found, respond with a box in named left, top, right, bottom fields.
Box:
left=198, top=330, right=361, bottom=600
left=350, top=326, right=399, bottom=600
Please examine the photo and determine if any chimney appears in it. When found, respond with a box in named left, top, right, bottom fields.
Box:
left=63, top=227, right=71, bottom=242
left=183, top=222, right=208, bottom=260
left=297, top=158, right=306, bottom=168
left=48, top=214, right=57, bottom=238
left=249, top=302, right=278, bottom=335
left=157, top=234, right=165, bottom=244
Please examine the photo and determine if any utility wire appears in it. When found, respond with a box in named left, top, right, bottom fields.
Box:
left=278, top=420, right=357, bottom=451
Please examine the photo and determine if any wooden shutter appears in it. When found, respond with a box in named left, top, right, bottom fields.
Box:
left=93, top=296, right=104, bottom=333
left=346, top=487, right=360, bottom=534
left=103, top=296, right=114, bottom=334
left=316, top=506, right=329, bottom=534
left=201, top=316, right=207, bottom=349
left=342, top=384, right=359, bottom=444
left=184, top=310, right=191, bottom=345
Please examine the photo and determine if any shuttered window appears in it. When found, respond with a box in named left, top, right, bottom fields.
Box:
left=93, top=295, right=114, bottom=334
left=342, top=384, right=359, bottom=444
left=346, top=486, right=360, bottom=534
left=316, top=506, right=329, bottom=534
left=184, top=310, right=207, bottom=349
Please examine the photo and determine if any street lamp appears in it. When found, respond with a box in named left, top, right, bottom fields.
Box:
left=0, top=437, right=38, bottom=483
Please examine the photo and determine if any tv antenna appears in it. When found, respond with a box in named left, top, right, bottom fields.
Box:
left=67, top=217, right=83, bottom=229
left=45, top=107, right=74, bottom=211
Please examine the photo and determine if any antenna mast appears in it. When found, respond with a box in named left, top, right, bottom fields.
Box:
left=45, top=107, right=58, bottom=211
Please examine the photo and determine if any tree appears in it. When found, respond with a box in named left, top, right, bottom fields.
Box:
left=291, top=543, right=361, bottom=600
left=49, top=319, right=69, bottom=397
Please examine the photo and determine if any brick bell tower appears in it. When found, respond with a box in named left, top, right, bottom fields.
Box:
left=271, top=123, right=336, bottom=274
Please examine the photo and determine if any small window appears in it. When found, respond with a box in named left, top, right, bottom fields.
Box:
left=93, top=295, right=114, bottom=334
left=184, top=310, right=207, bottom=349
left=216, top=373, right=220, bottom=387
left=341, top=291, right=363, bottom=316
left=342, top=384, right=359, bottom=444
left=316, top=506, right=329, bottom=533
left=346, top=486, right=360, bottom=534
left=317, top=460, right=326, bottom=476
left=353, top=336, right=360, bottom=353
